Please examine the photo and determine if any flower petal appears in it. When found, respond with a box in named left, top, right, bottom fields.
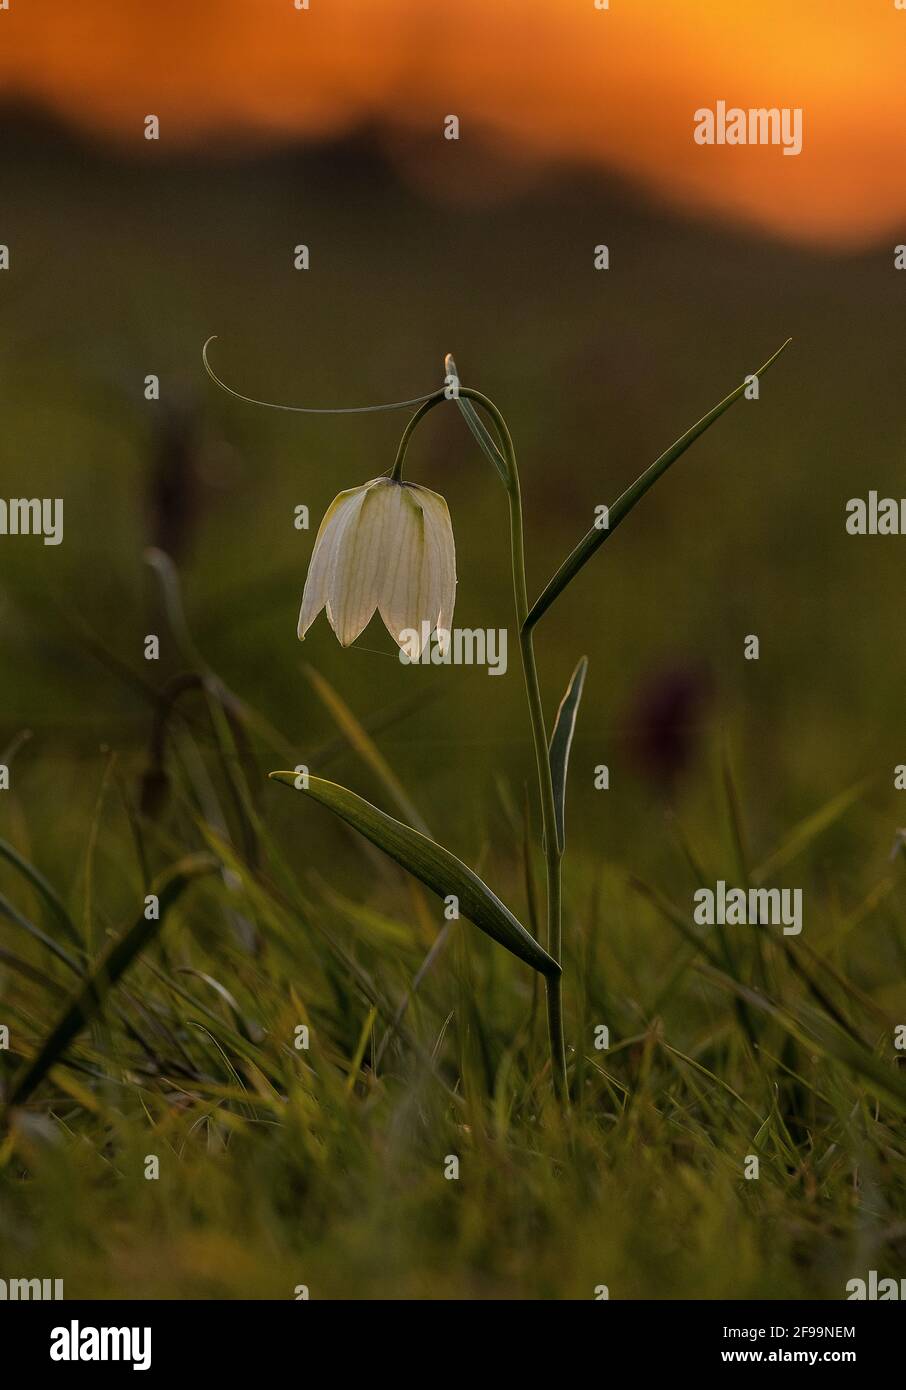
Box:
left=376, top=484, right=430, bottom=651
left=411, top=485, right=457, bottom=636
left=297, top=486, right=367, bottom=640
left=326, top=480, right=391, bottom=646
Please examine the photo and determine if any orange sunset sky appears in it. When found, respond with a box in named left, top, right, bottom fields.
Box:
left=0, top=0, right=904, bottom=247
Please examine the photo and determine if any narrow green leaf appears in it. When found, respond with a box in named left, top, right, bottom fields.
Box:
left=548, top=656, right=588, bottom=854
left=0, top=893, right=84, bottom=978
left=445, top=353, right=510, bottom=488
left=269, top=772, right=559, bottom=977
left=0, top=838, right=82, bottom=949
left=345, top=1004, right=378, bottom=1094
left=4, top=853, right=218, bottom=1112
left=524, top=339, right=791, bottom=630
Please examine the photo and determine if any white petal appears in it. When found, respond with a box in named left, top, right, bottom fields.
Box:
left=326, top=480, right=391, bottom=646
left=376, top=484, right=431, bottom=651
left=297, top=486, right=367, bottom=640
left=411, top=485, right=457, bottom=635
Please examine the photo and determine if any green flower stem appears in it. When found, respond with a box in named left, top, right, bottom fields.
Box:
left=390, top=392, right=446, bottom=481
left=461, top=390, right=568, bottom=1103
left=392, top=387, right=568, bottom=1101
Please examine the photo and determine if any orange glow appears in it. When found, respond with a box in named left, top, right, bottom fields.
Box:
left=1, top=0, right=904, bottom=246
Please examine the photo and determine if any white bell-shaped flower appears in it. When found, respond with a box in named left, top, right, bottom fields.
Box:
left=298, top=477, right=456, bottom=651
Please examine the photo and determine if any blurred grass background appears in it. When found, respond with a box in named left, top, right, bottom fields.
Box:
left=1, top=111, right=905, bottom=1298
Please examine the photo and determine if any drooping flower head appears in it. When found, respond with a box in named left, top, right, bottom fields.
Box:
left=298, top=477, right=456, bottom=652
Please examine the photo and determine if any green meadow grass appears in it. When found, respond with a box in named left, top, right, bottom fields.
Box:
left=1, top=603, right=905, bottom=1300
